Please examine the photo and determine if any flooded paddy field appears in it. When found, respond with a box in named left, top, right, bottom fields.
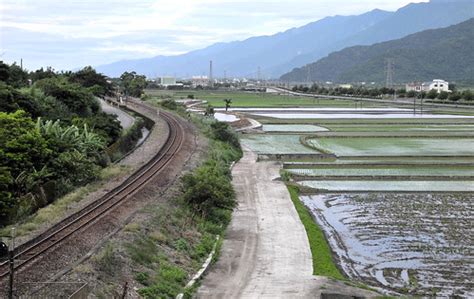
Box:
left=326, top=124, right=474, bottom=132
left=240, top=134, right=316, bottom=154
left=262, top=124, right=329, bottom=132
left=306, top=137, right=474, bottom=156
left=288, top=165, right=474, bottom=177
left=233, top=99, right=474, bottom=296
left=300, top=180, right=474, bottom=192
left=301, top=193, right=474, bottom=297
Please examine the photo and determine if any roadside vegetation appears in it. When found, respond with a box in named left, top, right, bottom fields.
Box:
left=113, top=100, right=242, bottom=298
left=292, top=84, right=474, bottom=103
left=0, top=62, right=126, bottom=226
left=287, top=185, right=344, bottom=280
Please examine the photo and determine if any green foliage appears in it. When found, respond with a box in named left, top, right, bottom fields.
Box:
left=448, top=92, right=461, bottom=102
left=74, top=113, right=122, bottom=145
left=35, top=77, right=100, bottom=117
left=107, top=118, right=145, bottom=161
left=135, top=272, right=151, bottom=286
left=437, top=91, right=449, bottom=100
left=426, top=89, right=438, bottom=100
left=138, top=262, right=187, bottom=298
left=210, top=121, right=240, bottom=150
left=287, top=185, right=344, bottom=280
left=181, top=162, right=236, bottom=219
left=223, top=98, right=232, bottom=111
left=120, top=71, right=147, bottom=97
left=204, top=104, right=215, bottom=117
left=160, top=99, right=179, bottom=110
left=68, top=66, right=113, bottom=97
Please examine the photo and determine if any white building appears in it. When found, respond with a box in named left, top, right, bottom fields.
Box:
left=191, top=76, right=209, bottom=87
left=429, top=79, right=450, bottom=93
left=406, top=79, right=450, bottom=93
left=159, top=76, right=177, bottom=87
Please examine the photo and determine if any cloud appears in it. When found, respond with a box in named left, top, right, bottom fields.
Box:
left=0, top=0, right=428, bottom=70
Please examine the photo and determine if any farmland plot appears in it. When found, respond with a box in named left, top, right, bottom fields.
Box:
left=301, top=193, right=474, bottom=297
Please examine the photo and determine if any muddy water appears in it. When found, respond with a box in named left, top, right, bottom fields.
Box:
left=301, top=193, right=473, bottom=297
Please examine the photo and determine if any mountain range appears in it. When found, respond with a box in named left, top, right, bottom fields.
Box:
left=280, top=18, right=474, bottom=84
left=95, top=0, right=474, bottom=79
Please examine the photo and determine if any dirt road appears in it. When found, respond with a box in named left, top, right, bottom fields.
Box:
left=197, top=148, right=377, bottom=298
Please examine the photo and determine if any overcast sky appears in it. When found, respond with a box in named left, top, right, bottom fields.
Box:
left=0, top=0, right=428, bottom=71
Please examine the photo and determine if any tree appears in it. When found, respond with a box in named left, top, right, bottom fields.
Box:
left=35, top=77, right=100, bottom=117
left=224, top=98, right=232, bottom=111
left=462, top=90, right=474, bottom=101
left=426, top=89, right=438, bottom=100
left=29, top=67, right=57, bottom=82
left=69, top=66, right=113, bottom=97
left=204, top=105, right=215, bottom=117
left=6, top=63, right=29, bottom=88
left=437, top=91, right=449, bottom=100
left=406, top=90, right=416, bottom=98
left=120, top=71, right=147, bottom=98
left=448, top=92, right=461, bottom=102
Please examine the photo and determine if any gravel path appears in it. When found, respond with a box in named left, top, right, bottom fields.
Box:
left=197, top=148, right=378, bottom=298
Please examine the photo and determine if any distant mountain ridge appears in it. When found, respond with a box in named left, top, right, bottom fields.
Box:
left=280, top=18, right=474, bottom=84
left=95, top=0, right=474, bottom=78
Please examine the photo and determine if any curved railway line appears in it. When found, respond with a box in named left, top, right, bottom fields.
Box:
left=0, top=103, right=185, bottom=281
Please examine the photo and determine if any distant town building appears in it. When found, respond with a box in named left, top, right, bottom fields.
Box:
left=191, top=75, right=209, bottom=87
left=406, top=79, right=450, bottom=93
left=339, top=84, right=353, bottom=89
left=160, top=76, right=176, bottom=87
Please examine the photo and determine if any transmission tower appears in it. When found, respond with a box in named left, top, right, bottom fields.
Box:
left=385, top=58, right=394, bottom=88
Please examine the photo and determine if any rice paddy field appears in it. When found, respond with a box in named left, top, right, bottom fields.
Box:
left=288, top=165, right=474, bottom=177
left=228, top=93, right=474, bottom=297
left=240, top=134, right=315, bottom=154
left=301, top=193, right=473, bottom=297
left=306, top=137, right=474, bottom=156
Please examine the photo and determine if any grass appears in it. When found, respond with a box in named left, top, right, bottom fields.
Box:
left=0, top=165, right=130, bottom=238
left=287, top=185, right=344, bottom=280
left=146, top=89, right=371, bottom=108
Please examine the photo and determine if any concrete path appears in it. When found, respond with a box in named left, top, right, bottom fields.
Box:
left=100, top=99, right=134, bottom=130
left=197, top=148, right=377, bottom=298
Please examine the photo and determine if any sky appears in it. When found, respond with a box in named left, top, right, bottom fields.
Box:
left=0, top=0, right=429, bottom=71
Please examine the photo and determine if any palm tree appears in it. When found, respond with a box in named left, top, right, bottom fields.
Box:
left=223, top=98, right=232, bottom=111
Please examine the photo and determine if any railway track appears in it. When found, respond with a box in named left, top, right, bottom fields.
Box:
left=0, top=104, right=185, bottom=280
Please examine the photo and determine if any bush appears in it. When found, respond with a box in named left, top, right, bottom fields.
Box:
left=160, top=99, right=178, bottom=110
left=437, top=91, right=449, bottom=100
left=210, top=121, right=240, bottom=150
left=449, top=93, right=461, bottom=102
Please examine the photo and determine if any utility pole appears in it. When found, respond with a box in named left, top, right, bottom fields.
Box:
left=2, top=228, right=16, bottom=299
left=257, top=66, right=261, bottom=87
left=385, top=58, right=394, bottom=89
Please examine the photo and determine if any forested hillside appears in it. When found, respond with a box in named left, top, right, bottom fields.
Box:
left=0, top=63, right=123, bottom=225
left=281, top=18, right=474, bottom=84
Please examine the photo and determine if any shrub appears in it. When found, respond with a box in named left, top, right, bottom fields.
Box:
left=210, top=121, right=240, bottom=150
